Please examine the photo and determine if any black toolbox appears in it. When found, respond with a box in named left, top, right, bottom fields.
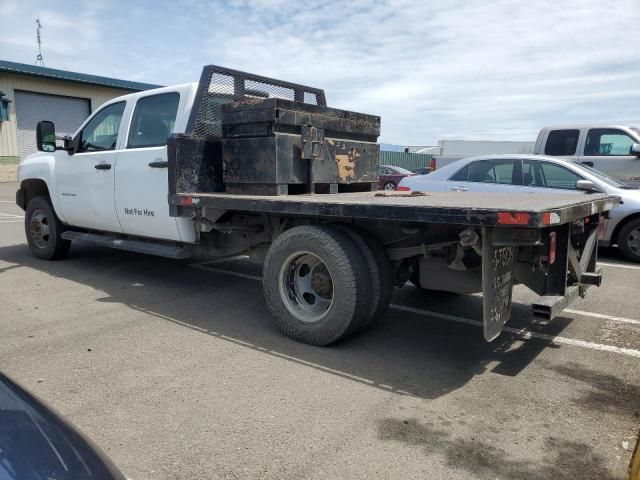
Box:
left=221, top=97, right=380, bottom=195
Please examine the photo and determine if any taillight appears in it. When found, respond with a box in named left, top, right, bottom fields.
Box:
left=549, top=231, right=557, bottom=265
left=430, top=158, right=437, bottom=171
left=397, top=185, right=411, bottom=191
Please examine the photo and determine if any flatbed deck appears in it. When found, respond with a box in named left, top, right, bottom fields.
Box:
left=170, top=191, right=619, bottom=228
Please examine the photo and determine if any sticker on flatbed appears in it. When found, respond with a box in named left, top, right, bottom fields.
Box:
left=482, top=228, right=515, bottom=341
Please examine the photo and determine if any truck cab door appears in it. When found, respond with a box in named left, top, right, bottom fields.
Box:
left=114, top=91, right=195, bottom=242
left=55, top=101, right=126, bottom=232
left=579, top=128, right=640, bottom=183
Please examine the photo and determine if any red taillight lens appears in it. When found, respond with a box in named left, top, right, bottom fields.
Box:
left=397, top=185, right=411, bottom=191
left=549, top=231, right=557, bottom=265
left=497, top=212, right=531, bottom=225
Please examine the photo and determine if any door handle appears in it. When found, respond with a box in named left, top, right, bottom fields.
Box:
left=580, top=161, right=594, bottom=167
left=451, top=185, right=467, bottom=192
left=148, top=161, right=168, bottom=168
left=94, top=163, right=111, bottom=170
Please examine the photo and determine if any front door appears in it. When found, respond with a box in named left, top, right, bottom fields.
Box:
left=579, top=128, right=640, bottom=182
left=55, top=101, right=126, bottom=232
left=114, top=91, right=188, bottom=241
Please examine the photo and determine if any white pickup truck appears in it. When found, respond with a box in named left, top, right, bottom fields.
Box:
left=534, top=125, right=640, bottom=183
left=15, top=65, right=618, bottom=347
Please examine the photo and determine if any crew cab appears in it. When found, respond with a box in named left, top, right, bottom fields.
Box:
left=15, top=65, right=619, bottom=347
left=534, top=125, right=640, bottom=183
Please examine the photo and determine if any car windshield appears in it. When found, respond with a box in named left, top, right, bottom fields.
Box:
left=572, top=162, right=634, bottom=189
left=390, top=166, right=413, bottom=175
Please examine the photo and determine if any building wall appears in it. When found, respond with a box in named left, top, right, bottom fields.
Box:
left=0, top=72, right=132, bottom=157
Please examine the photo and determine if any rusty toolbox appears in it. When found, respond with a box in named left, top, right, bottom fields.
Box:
left=220, top=97, right=380, bottom=195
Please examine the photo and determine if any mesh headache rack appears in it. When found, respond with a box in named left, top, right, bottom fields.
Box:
left=185, top=65, right=327, bottom=138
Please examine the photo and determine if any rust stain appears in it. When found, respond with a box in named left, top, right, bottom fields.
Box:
left=335, top=147, right=360, bottom=181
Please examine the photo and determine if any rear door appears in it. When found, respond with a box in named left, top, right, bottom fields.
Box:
left=114, top=91, right=192, bottom=241
left=579, top=128, right=640, bottom=182
left=446, top=158, right=523, bottom=193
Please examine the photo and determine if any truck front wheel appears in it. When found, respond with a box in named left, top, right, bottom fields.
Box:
left=25, top=196, right=70, bottom=260
left=263, top=225, right=370, bottom=345
left=617, top=218, right=640, bottom=262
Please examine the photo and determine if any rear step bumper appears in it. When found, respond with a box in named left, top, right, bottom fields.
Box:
left=61, top=231, right=191, bottom=259
left=531, top=268, right=602, bottom=321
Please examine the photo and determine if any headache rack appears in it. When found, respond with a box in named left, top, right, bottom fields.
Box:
left=168, top=65, right=380, bottom=198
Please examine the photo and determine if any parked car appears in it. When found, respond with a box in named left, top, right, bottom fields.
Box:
left=378, top=165, right=414, bottom=190
left=534, top=125, right=640, bottom=183
left=398, top=154, right=640, bottom=261
left=0, top=372, right=126, bottom=480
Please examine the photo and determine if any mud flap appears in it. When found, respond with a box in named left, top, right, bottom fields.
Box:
left=482, top=227, right=515, bottom=341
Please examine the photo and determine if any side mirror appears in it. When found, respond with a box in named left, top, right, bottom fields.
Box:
left=36, top=121, right=56, bottom=152
left=576, top=179, right=599, bottom=193
left=631, top=143, right=640, bottom=156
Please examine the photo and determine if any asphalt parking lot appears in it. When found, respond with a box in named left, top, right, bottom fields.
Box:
left=1, top=181, right=639, bottom=480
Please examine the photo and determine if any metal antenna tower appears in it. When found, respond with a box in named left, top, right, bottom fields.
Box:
left=35, top=18, right=45, bottom=67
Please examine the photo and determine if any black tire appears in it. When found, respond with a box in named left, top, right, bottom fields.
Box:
left=338, top=225, right=394, bottom=331
left=25, top=195, right=70, bottom=260
left=263, top=225, right=371, bottom=345
left=617, top=218, right=640, bottom=262
left=383, top=182, right=396, bottom=191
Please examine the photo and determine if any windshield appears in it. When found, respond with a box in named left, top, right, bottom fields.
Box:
left=573, top=162, right=631, bottom=189
left=390, top=166, right=413, bottom=175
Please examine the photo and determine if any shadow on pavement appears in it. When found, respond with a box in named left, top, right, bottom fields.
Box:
left=377, top=417, right=617, bottom=480
left=0, top=242, right=572, bottom=401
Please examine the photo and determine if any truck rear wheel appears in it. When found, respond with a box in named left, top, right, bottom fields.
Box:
left=263, top=225, right=370, bottom=345
left=25, top=195, right=70, bottom=260
left=337, top=225, right=394, bottom=331
left=617, top=217, right=640, bottom=262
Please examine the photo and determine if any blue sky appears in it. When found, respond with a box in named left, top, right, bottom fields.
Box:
left=2, top=0, right=639, bottom=145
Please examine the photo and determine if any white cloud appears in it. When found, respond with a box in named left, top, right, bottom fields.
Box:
left=1, top=0, right=639, bottom=144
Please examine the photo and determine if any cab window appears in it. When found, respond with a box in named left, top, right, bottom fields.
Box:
left=544, top=129, right=579, bottom=156
left=127, top=92, right=180, bottom=149
left=78, top=102, right=126, bottom=152
left=585, top=128, right=635, bottom=156
left=449, top=165, right=468, bottom=181
left=523, top=160, right=582, bottom=189
left=467, top=159, right=518, bottom=184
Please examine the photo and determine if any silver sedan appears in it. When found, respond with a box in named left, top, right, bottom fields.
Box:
left=398, top=154, right=640, bottom=261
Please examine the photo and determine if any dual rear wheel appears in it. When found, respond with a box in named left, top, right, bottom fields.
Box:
left=263, top=224, right=393, bottom=346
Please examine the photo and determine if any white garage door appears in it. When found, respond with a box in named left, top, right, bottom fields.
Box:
left=15, top=91, right=91, bottom=159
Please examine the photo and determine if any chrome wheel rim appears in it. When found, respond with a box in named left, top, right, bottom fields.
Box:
left=384, top=182, right=396, bottom=191
left=29, top=209, right=50, bottom=249
left=278, top=252, right=334, bottom=323
left=626, top=226, right=640, bottom=254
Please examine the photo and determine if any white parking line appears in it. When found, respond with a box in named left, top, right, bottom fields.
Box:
left=564, top=309, right=640, bottom=326
left=0, top=220, right=22, bottom=224
left=0, top=213, right=23, bottom=219
left=598, top=261, right=640, bottom=271
left=390, top=304, right=640, bottom=359
left=189, top=262, right=640, bottom=359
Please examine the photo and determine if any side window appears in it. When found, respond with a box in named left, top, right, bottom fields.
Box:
left=524, top=160, right=582, bottom=189
left=467, top=159, right=516, bottom=184
left=127, top=92, right=180, bottom=149
left=544, top=129, right=580, bottom=156
left=449, top=164, right=468, bottom=181
left=585, top=128, right=635, bottom=156
left=78, top=102, right=126, bottom=152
